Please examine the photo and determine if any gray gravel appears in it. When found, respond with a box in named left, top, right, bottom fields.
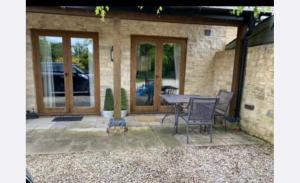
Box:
left=27, top=144, right=273, bottom=183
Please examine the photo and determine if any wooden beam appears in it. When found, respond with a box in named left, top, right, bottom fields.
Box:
left=113, top=18, right=121, bottom=119
left=26, top=6, right=243, bottom=27
left=106, top=11, right=242, bottom=27
left=230, top=25, right=247, bottom=117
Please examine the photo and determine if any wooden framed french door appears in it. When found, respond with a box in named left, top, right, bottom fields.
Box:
left=130, top=35, right=187, bottom=113
left=31, top=29, right=100, bottom=115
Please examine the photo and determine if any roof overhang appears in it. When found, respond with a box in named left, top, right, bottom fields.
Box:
left=26, top=6, right=264, bottom=27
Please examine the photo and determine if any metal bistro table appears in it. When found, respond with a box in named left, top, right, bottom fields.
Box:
left=161, top=94, right=201, bottom=134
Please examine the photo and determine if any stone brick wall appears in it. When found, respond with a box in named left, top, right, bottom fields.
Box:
left=240, top=44, right=274, bottom=144
left=211, top=49, right=235, bottom=95
left=26, top=12, right=234, bottom=112
left=211, top=44, right=274, bottom=143
left=225, top=27, right=238, bottom=45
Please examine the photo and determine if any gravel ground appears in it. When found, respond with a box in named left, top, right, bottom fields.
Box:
left=27, top=144, right=273, bottom=183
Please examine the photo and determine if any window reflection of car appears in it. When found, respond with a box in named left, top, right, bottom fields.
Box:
left=41, top=62, right=90, bottom=96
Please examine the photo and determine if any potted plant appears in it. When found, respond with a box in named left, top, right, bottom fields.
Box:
left=121, top=88, right=128, bottom=118
left=102, top=88, right=114, bottom=119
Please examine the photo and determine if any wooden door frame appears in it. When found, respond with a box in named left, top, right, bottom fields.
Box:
left=31, top=29, right=100, bottom=115
left=130, top=36, right=158, bottom=113
left=130, top=35, right=187, bottom=113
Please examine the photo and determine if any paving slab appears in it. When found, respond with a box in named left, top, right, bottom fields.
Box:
left=26, top=115, right=264, bottom=155
left=34, top=123, right=55, bottom=130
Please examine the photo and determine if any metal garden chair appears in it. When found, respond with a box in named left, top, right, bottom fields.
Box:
left=214, top=90, right=234, bottom=130
left=182, top=97, right=218, bottom=143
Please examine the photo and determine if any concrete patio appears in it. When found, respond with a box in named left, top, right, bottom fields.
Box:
left=26, top=114, right=264, bottom=155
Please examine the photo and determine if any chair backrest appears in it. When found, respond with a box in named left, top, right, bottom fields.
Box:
left=165, top=88, right=177, bottom=95
left=187, top=97, right=218, bottom=122
left=215, top=90, right=234, bottom=113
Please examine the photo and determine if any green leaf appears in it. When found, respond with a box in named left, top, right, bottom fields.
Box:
left=95, top=6, right=110, bottom=20
left=156, top=6, right=163, bottom=14
left=95, top=7, right=100, bottom=15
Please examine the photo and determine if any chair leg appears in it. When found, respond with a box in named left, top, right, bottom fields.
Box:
left=213, top=116, right=216, bottom=125
left=207, top=125, right=209, bottom=134
left=161, top=112, right=169, bottom=124
left=186, top=125, right=189, bottom=144
left=213, top=116, right=216, bottom=129
left=210, top=124, right=213, bottom=143
left=161, top=105, right=174, bottom=124
left=223, top=117, right=227, bottom=131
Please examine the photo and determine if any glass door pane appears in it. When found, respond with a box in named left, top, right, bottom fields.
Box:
left=70, top=38, right=95, bottom=107
left=161, top=43, right=181, bottom=105
left=39, top=36, right=66, bottom=108
left=136, top=43, right=156, bottom=106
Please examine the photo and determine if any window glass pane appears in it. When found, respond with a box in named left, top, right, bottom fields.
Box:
left=71, top=38, right=95, bottom=107
left=39, top=36, right=65, bottom=108
left=136, top=43, right=156, bottom=106
left=161, top=43, right=181, bottom=104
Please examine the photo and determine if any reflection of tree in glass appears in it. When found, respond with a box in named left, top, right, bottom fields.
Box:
left=138, top=43, right=155, bottom=80
left=71, top=39, right=92, bottom=72
left=137, top=43, right=177, bottom=80
left=38, top=37, right=93, bottom=73
left=140, top=43, right=155, bottom=56
left=163, top=44, right=175, bottom=79
left=51, top=43, right=64, bottom=62
left=39, top=37, right=63, bottom=62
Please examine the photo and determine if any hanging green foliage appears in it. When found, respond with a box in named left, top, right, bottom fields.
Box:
left=96, top=6, right=273, bottom=20
left=156, top=6, right=163, bottom=14
left=231, top=6, right=273, bottom=18
left=95, top=6, right=110, bottom=21
left=95, top=6, right=164, bottom=20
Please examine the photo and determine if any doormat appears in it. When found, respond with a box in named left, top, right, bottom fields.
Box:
left=52, top=116, right=83, bottom=122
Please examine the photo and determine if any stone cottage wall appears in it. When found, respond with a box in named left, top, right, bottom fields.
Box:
left=225, top=27, right=237, bottom=44
left=211, top=49, right=235, bottom=95
left=26, top=12, right=236, bottom=112
left=211, top=44, right=274, bottom=143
